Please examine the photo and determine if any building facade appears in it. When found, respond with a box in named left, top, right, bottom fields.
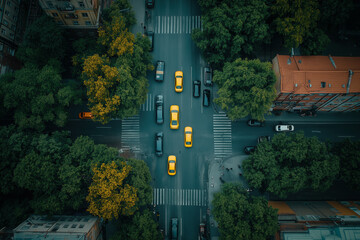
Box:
left=272, top=55, right=360, bottom=113
left=38, top=0, right=101, bottom=29
left=13, top=215, right=103, bottom=240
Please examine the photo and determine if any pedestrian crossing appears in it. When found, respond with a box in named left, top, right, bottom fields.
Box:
left=141, top=93, right=155, bottom=111
left=121, top=115, right=140, bottom=153
left=152, top=188, right=207, bottom=206
left=213, top=112, right=232, bottom=159
left=154, top=15, right=202, bottom=34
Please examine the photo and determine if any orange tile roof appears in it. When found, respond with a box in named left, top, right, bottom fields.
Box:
left=268, top=201, right=296, bottom=215
left=276, top=55, right=360, bottom=94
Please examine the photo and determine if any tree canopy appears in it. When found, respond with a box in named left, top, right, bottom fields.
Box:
left=192, top=0, right=270, bottom=69
left=213, top=58, right=276, bottom=121
left=212, top=183, right=278, bottom=240
left=243, top=132, right=339, bottom=198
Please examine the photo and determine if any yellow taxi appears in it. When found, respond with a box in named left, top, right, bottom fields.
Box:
left=184, top=126, right=193, bottom=147
left=168, top=155, right=176, bottom=176
left=170, top=105, right=179, bottom=129
left=174, top=71, right=183, bottom=92
left=78, top=112, right=92, bottom=119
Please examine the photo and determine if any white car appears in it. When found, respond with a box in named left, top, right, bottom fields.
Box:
left=275, top=125, right=294, bottom=132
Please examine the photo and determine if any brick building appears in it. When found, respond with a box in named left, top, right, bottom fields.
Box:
left=272, top=55, right=360, bottom=113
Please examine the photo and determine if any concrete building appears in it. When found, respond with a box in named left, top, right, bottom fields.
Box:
left=272, top=55, right=360, bottom=113
left=269, top=201, right=360, bottom=240
left=38, top=0, right=101, bottom=29
left=13, top=215, right=103, bottom=240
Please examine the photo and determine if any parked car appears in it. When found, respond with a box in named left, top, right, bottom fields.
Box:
left=275, top=124, right=294, bottom=132
left=146, top=0, right=155, bottom=8
left=244, top=146, right=256, bottom=154
left=79, top=112, right=92, bottom=119
left=193, top=80, right=201, bottom=98
left=257, top=136, right=271, bottom=143
left=170, top=105, right=179, bottom=129
left=145, top=31, right=154, bottom=51
left=174, top=71, right=183, bottom=92
left=155, top=132, right=163, bottom=156
left=184, top=126, right=193, bottom=147
left=203, top=89, right=210, bottom=107
left=171, top=218, right=178, bottom=239
left=155, top=95, right=164, bottom=124
left=168, top=156, right=176, bottom=176
left=247, top=119, right=264, bottom=127
left=155, top=61, right=165, bottom=81
left=203, top=67, right=212, bottom=86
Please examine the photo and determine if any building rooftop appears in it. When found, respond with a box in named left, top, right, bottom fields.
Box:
left=276, top=55, right=360, bottom=94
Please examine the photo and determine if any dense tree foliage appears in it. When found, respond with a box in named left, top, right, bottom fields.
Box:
left=102, top=0, right=136, bottom=27
left=332, top=139, right=360, bottom=190
left=110, top=210, right=162, bottom=240
left=318, top=0, right=354, bottom=33
left=212, top=183, right=278, bottom=240
left=243, top=132, right=339, bottom=198
left=193, top=0, right=270, bottom=69
left=213, top=58, right=276, bottom=121
left=16, top=15, right=64, bottom=67
left=1, top=65, right=80, bottom=131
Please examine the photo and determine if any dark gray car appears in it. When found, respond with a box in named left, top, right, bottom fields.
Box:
left=155, top=132, right=163, bottom=156
left=171, top=218, right=178, bottom=240
left=155, top=95, right=164, bottom=124
left=155, top=61, right=165, bottom=81
left=193, top=80, right=201, bottom=97
left=203, top=89, right=210, bottom=107
left=203, top=67, right=212, bottom=86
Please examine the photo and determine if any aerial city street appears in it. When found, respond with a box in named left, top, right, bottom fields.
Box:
left=1, top=0, right=360, bottom=239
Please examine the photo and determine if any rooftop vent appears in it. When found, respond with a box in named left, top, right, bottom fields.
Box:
left=309, top=84, right=312, bottom=88
left=342, top=84, right=345, bottom=88
left=329, top=55, right=337, bottom=69
left=287, top=58, right=291, bottom=65
left=329, top=84, right=331, bottom=87
left=298, top=60, right=302, bottom=63
left=295, top=83, right=298, bottom=87
left=308, top=80, right=311, bottom=83
left=321, top=82, right=326, bottom=88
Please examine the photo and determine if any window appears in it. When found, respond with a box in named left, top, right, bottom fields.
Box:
left=78, top=1, right=84, bottom=7
left=13, top=16, right=17, bottom=21
left=7, top=1, right=11, bottom=6
left=47, top=1, right=54, bottom=8
left=5, top=10, right=9, bottom=16
left=3, top=20, right=8, bottom=26
left=57, top=21, right=63, bottom=25
left=11, top=24, right=15, bottom=31
left=1, top=29, right=5, bottom=35
left=82, top=12, right=88, bottom=17
left=0, top=44, right=3, bottom=51
left=73, top=21, right=79, bottom=25
left=52, top=12, right=58, bottom=17
left=85, top=21, right=91, bottom=25
left=321, top=82, right=326, bottom=88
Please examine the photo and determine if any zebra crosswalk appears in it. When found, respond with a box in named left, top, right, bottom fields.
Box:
left=121, top=115, right=140, bottom=153
left=152, top=188, right=207, bottom=206
left=213, top=112, right=232, bottom=159
left=141, top=93, right=155, bottom=111
left=154, top=15, right=202, bottom=34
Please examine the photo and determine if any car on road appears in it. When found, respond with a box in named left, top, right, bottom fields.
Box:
left=155, top=95, right=164, bottom=124
left=146, top=0, right=154, bottom=8
left=174, top=71, right=183, bottom=92
left=203, top=89, right=210, bottom=107
left=244, top=146, right=256, bottom=154
left=168, top=156, right=176, bottom=176
left=247, top=119, right=264, bottom=127
left=145, top=31, right=154, bottom=51
left=203, top=67, right=212, bottom=86
left=155, top=132, right=163, bottom=156
left=275, top=124, right=294, bottom=132
left=155, top=61, right=165, bottom=81
left=193, top=80, right=201, bottom=97
left=171, top=218, right=178, bottom=239
left=79, top=112, right=92, bottom=119
left=257, top=136, right=271, bottom=143
left=170, top=105, right=179, bottom=129
left=184, top=126, right=193, bottom=147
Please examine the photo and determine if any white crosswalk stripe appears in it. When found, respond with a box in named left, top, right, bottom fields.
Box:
left=155, top=15, right=202, bottom=34
left=140, top=93, right=154, bottom=111
left=152, top=188, right=207, bottom=206
left=213, top=112, right=232, bottom=158
left=121, top=115, right=140, bottom=153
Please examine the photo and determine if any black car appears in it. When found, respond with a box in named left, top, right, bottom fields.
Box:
left=145, top=0, right=154, bottom=8
left=257, top=136, right=271, bottom=143
left=203, top=67, right=212, bottom=86
left=155, top=132, right=163, bottom=156
left=145, top=31, right=154, bottom=51
left=203, top=89, right=210, bottom=107
left=244, top=146, right=256, bottom=154
left=155, top=95, right=163, bottom=124
left=247, top=119, right=265, bottom=127
left=155, top=61, right=165, bottom=81
left=193, top=80, right=201, bottom=97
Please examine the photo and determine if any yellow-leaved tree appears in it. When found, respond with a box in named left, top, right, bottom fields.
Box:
left=98, top=16, right=134, bottom=57
left=86, top=161, right=138, bottom=221
left=82, top=54, right=121, bottom=123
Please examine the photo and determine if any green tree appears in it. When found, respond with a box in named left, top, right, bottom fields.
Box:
left=212, top=183, right=278, bottom=240
left=213, top=58, right=276, bottom=121
left=243, top=132, right=339, bottom=198
left=86, top=161, right=138, bottom=221
left=16, top=15, right=64, bottom=67
left=2, top=65, right=78, bottom=131
left=332, top=139, right=360, bottom=190
left=272, top=0, right=320, bottom=49
left=319, top=0, right=354, bottom=33
left=110, top=210, right=162, bottom=240
left=301, top=28, right=330, bottom=55
left=102, top=0, right=136, bottom=27
left=193, top=0, right=270, bottom=69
